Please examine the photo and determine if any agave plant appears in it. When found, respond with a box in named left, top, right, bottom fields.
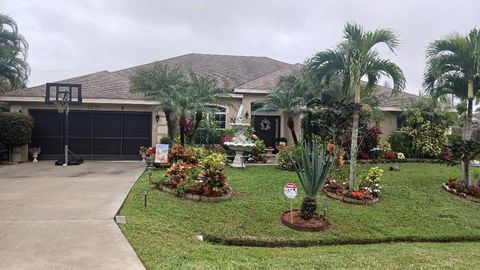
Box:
left=290, top=142, right=337, bottom=220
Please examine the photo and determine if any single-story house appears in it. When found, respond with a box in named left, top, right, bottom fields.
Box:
left=0, top=53, right=420, bottom=162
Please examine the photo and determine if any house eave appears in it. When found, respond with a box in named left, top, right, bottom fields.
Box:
left=234, top=88, right=269, bottom=94
left=378, top=106, right=403, bottom=112
left=0, top=96, right=159, bottom=105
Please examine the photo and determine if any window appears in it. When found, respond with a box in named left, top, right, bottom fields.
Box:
left=205, top=105, right=227, bottom=129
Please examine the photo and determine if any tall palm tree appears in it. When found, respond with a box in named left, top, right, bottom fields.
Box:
left=0, top=13, right=30, bottom=93
left=424, top=28, right=480, bottom=186
left=130, top=63, right=185, bottom=140
left=260, top=72, right=310, bottom=145
left=307, top=23, right=406, bottom=191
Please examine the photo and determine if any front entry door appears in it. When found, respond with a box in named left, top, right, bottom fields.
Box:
left=252, top=115, right=280, bottom=148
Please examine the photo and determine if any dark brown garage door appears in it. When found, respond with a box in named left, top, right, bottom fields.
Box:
left=30, top=110, right=151, bottom=160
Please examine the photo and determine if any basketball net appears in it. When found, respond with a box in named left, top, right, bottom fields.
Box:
left=55, top=100, right=68, bottom=113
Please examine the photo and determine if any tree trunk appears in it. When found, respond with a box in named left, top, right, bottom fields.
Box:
left=163, top=108, right=174, bottom=140
left=348, top=82, right=361, bottom=192
left=191, top=111, right=203, bottom=144
left=461, top=97, right=474, bottom=186
left=179, top=113, right=186, bottom=146
left=287, top=116, right=299, bottom=145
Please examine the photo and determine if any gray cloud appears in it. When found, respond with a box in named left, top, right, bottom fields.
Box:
left=4, top=0, right=480, bottom=95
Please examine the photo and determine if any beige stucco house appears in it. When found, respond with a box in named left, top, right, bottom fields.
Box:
left=0, top=53, right=419, bottom=162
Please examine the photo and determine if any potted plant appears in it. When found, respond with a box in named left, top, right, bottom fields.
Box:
left=29, top=147, right=41, bottom=163
left=139, top=146, right=147, bottom=162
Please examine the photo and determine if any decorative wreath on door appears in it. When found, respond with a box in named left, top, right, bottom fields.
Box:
left=260, top=118, right=271, bottom=131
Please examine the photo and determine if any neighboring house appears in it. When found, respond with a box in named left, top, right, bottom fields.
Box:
left=0, top=53, right=420, bottom=162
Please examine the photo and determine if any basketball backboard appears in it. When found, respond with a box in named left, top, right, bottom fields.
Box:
left=45, top=83, right=82, bottom=105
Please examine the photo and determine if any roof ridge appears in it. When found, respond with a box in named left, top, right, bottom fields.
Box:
left=236, top=63, right=302, bottom=89
left=111, top=53, right=292, bottom=76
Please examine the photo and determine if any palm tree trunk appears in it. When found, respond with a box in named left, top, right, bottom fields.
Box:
left=348, top=82, right=361, bottom=192
left=163, top=108, right=174, bottom=140
left=287, top=116, right=299, bottom=145
left=192, top=111, right=203, bottom=144
left=179, top=113, right=186, bottom=146
left=461, top=97, right=473, bottom=186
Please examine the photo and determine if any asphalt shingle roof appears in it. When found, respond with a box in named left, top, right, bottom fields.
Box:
left=1, top=53, right=419, bottom=109
left=3, top=53, right=291, bottom=100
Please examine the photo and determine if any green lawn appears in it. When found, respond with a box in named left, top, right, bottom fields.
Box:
left=119, top=163, right=480, bottom=269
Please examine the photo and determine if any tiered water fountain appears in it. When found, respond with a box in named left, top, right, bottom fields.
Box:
left=224, top=105, right=255, bottom=168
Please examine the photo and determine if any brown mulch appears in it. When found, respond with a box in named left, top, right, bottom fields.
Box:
left=281, top=210, right=330, bottom=232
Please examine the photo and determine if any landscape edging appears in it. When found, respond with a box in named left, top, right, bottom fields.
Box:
left=159, top=185, right=233, bottom=202
left=202, top=234, right=480, bottom=248
left=442, top=183, right=480, bottom=203
left=324, top=189, right=379, bottom=205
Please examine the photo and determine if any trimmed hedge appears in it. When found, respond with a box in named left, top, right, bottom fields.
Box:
left=0, top=112, right=34, bottom=150
left=203, top=234, right=480, bottom=248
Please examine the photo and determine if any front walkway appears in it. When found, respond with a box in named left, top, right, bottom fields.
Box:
left=0, top=161, right=145, bottom=270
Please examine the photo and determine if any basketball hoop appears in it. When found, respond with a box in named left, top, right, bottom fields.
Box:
left=55, top=101, right=68, bottom=113
left=44, top=83, right=83, bottom=166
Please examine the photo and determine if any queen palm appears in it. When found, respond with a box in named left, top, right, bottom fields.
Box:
left=178, top=71, right=230, bottom=145
left=0, top=13, right=30, bottom=93
left=130, top=63, right=185, bottom=140
left=260, top=72, right=311, bottom=145
left=424, top=28, right=480, bottom=185
left=307, top=23, right=405, bottom=191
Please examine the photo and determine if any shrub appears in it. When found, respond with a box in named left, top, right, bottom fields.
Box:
left=277, top=145, right=302, bottom=170
left=360, top=166, right=383, bottom=197
left=447, top=133, right=462, bottom=145
left=159, top=136, right=173, bottom=145
left=246, top=138, right=267, bottom=163
left=0, top=112, right=34, bottom=150
left=359, top=126, right=382, bottom=153
left=401, top=108, right=449, bottom=158
left=388, top=131, right=413, bottom=157
left=168, top=144, right=198, bottom=164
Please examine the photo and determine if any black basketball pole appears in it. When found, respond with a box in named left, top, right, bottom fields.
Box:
left=63, top=102, right=69, bottom=166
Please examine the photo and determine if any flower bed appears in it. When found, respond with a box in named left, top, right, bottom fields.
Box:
left=442, top=178, right=480, bottom=203
left=323, top=167, right=383, bottom=205
left=158, top=145, right=232, bottom=200
left=159, top=185, right=233, bottom=202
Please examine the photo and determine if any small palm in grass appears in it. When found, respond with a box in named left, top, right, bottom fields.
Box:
left=290, top=142, right=337, bottom=220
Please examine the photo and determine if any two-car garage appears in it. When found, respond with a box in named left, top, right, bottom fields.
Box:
left=29, top=110, right=152, bottom=160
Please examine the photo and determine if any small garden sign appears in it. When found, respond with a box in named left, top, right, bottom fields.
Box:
left=283, top=182, right=297, bottom=199
left=154, top=144, right=169, bottom=164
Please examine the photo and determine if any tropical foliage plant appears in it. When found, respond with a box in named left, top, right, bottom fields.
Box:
left=290, top=142, right=337, bottom=220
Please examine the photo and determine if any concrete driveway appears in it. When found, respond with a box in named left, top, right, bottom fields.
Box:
left=0, top=161, right=146, bottom=270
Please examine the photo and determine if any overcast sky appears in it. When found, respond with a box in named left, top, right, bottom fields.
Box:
left=4, top=0, right=479, bottom=95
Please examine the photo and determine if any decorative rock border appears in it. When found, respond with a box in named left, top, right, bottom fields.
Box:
left=159, top=185, right=233, bottom=202
left=442, top=183, right=480, bottom=203
left=281, top=210, right=330, bottom=232
left=324, top=189, right=379, bottom=205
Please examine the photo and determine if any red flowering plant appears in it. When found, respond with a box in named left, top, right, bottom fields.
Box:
left=359, top=152, right=369, bottom=159
left=324, top=178, right=348, bottom=194
left=221, top=133, right=232, bottom=143
left=447, top=177, right=457, bottom=189
left=385, top=151, right=396, bottom=159
left=146, top=146, right=156, bottom=156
